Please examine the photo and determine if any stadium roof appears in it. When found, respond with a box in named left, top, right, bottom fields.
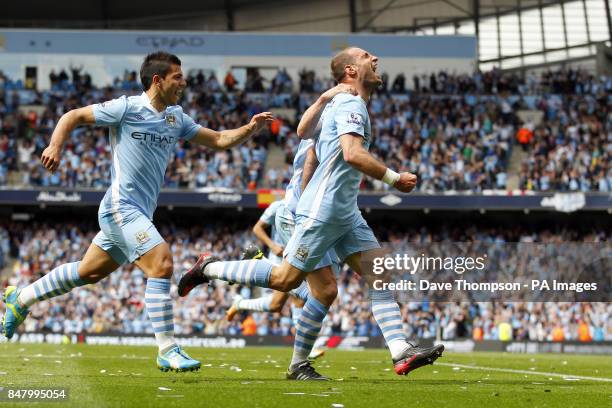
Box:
left=2, top=0, right=610, bottom=71
left=0, top=0, right=282, bottom=29
left=1, top=0, right=604, bottom=32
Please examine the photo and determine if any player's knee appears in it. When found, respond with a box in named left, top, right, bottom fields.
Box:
left=319, top=284, right=338, bottom=306
left=276, top=274, right=302, bottom=292
left=271, top=264, right=303, bottom=292
left=149, top=255, right=173, bottom=279
left=78, top=264, right=109, bottom=283
left=80, top=273, right=103, bottom=284
left=269, top=298, right=285, bottom=312
left=159, top=257, right=174, bottom=278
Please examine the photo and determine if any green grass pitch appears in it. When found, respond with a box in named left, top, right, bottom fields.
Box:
left=0, top=343, right=609, bottom=407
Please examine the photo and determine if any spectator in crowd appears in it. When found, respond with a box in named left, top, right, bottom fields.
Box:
left=2, top=220, right=609, bottom=341
left=0, top=67, right=609, bottom=193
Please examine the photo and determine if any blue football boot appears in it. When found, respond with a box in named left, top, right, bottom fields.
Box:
left=157, top=346, right=201, bottom=372
left=1, top=286, right=29, bottom=339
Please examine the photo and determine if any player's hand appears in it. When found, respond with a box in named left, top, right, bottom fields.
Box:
left=271, top=244, right=284, bottom=257
left=250, top=112, right=274, bottom=134
left=41, top=144, right=62, bottom=173
left=394, top=172, right=417, bottom=193
left=320, top=83, right=358, bottom=102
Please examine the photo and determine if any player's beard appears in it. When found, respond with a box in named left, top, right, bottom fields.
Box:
left=364, top=73, right=382, bottom=92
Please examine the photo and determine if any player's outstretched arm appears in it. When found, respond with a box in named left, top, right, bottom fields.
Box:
left=297, top=84, right=357, bottom=140
left=41, top=106, right=96, bottom=173
left=252, top=220, right=283, bottom=257
left=190, top=112, right=273, bottom=150
left=339, top=133, right=417, bottom=193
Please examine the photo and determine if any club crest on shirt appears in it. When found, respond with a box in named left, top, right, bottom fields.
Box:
left=347, top=112, right=363, bottom=125
left=135, top=231, right=150, bottom=245
left=295, top=246, right=309, bottom=262
left=165, top=114, right=177, bottom=127
left=280, top=221, right=294, bottom=232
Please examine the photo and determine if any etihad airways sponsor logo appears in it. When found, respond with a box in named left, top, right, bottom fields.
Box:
left=131, top=132, right=177, bottom=148
left=136, top=36, right=205, bottom=49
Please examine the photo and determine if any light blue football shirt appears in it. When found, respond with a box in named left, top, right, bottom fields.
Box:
left=259, top=200, right=285, bottom=263
left=259, top=200, right=283, bottom=239
left=283, top=138, right=314, bottom=215
left=93, top=92, right=201, bottom=220
left=296, top=93, right=371, bottom=225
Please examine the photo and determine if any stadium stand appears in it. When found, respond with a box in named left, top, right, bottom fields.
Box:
left=1, top=67, right=609, bottom=192
left=1, top=220, right=609, bottom=341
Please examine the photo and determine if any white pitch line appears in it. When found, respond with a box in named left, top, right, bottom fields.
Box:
left=436, top=362, right=612, bottom=383
left=0, top=354, right=149, bottom=360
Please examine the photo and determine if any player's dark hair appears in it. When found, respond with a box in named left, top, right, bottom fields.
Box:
left=140, top=51, right=182, bottom=91
left=331, top=47, right=356, bottom=83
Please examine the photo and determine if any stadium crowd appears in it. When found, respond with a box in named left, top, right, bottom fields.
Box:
left=517, top=90, right=610, bottom=192
left=0, top=67, right=609, bottom=192
left=1, top=221, right=609, bottom=342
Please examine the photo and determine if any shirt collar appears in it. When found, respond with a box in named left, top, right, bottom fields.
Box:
left=141, top=92, right=165, bottom=116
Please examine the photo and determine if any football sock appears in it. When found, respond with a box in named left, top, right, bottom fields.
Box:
left=204, top=259, right=272, bottom=287
left=290, top=297, right=328, bottom=369
left=237, top=295, right=272, bottom=312
left=145, top=278, right=177, bottom=354
left=290, top=280, right=310, bottom=301
left=370, top=289, right=408, bottom=359
left=18, top=262, right=87, bottom=308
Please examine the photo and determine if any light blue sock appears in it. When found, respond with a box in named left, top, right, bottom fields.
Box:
left=290, top=281, right=310, bottom=301
left=370, top=289, right=407, bottom=358
left=19, top=262, right=87, bottom=307
left=291, top=297, right=328, bottom=369
left=238, top=296, right=272, bottom=312
left=145, top=278, right=177, bottom=353
left=205, top=259, right=272, bottom=287
left=290, top=303, right=302, bottom=328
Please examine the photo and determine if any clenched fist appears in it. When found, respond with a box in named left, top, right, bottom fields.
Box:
left=394, top=172, right=417, bottom=193
left=40, top=144, right=62, bottom=173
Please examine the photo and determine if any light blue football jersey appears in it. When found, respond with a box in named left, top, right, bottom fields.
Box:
left=259, top=200, right=285, bottom=263
left=296, top=93, right=371, bottom=225
left=283, top=138, right=314, bottom=215
left=93, top=92, right=201, bottom=220
left=259, top=200, right=283, bottom=239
